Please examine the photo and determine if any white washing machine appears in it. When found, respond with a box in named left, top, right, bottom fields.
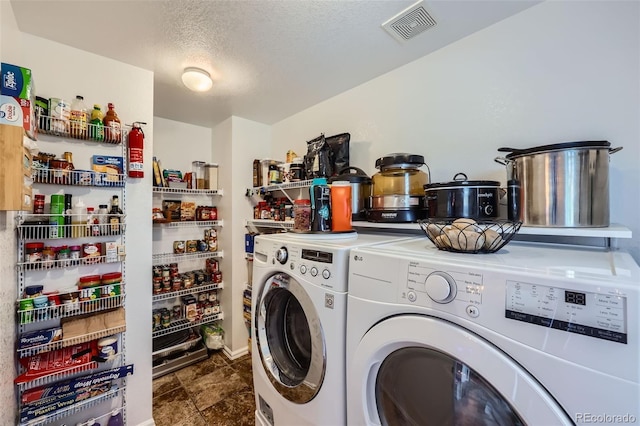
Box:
left=347, top=238, right=640, bottom=425
left=251, top=231, right=413, bottom=426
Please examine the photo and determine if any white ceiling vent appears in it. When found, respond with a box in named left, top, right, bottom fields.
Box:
left=382, top=1, right=437, bottom=42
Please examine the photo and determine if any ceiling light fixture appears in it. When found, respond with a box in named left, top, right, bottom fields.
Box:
left=181, top=67, right=213, bottom=92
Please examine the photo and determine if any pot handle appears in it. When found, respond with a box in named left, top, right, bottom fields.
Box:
left=497, top=147, right=525, bottom=154
left=337, top=166, right=368, bottom=176
left=609, top=147, right=623, bottom=154
left=494, top=156, right=511, bottom=166
left=453, top=172, right=468, bottom=181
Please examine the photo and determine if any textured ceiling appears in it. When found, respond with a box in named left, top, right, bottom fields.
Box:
left=10, top=0, right=539, bottom=129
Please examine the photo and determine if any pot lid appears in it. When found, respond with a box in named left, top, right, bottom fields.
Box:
left=498, top=140, right=611, bottom=159
left=375, top=153, right=424, bottom=170
left=329, top=166, right=371, bottom=183
left=424, top=173, right=500, bottom=189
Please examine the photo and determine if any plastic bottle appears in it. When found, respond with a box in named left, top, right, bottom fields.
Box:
left=71, top=198, right=87, bottom=238
left=103, top=103, right=122, bottom=143
left=69, top=95, right=89, bottom=139
left=90, top=104, right=105, bottom=141
left=106, top=409, right=123, bottom=426
left=98, top=204, right=109, bottom=236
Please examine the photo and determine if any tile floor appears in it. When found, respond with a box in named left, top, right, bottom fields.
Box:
left=152, top=351, right=255, bottom=426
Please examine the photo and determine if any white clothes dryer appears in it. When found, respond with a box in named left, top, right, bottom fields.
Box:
left=251, top=232, right=412, bottom=426
left=347, top=238, right=640, bottom=425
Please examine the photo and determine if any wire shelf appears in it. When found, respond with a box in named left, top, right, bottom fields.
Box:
left=246, top=219, right=294, bottom=229
left=17, top=218, right=125, bottom=240
left=17, top=292, right=125, bottom=327
left=248, top=179, right=313, bottom=196
left=152, top=250, right=223, bottom=264
left=19, top=385, right=125, bottom=426
left=18, top=325, right=126, bottom=358
left=152, top=313, right=224, bottom=338
left=152, top=282, right=223, bottom=302
left=153, top=187, right=223, bottom=196
left=32, top=168, right=125, bottom=187
left=154, top=220, right=223, bottom=228
left=37, top=115, right=127, bottom=144
left=17, top=254, right=125, bottom=271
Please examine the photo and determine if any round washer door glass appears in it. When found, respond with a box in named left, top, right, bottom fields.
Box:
left=376, top=347, right=524, bottom=426
left=255, top=272, right=325, bottom=404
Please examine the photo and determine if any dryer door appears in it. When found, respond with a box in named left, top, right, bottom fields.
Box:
left=255, top=272, right=325, bottom=404
left=349, top=315, right=572, bottom=426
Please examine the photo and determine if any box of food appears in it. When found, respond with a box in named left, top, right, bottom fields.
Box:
left=162, top=200, right=181, bottom=221
left=1, top=63, right=33, bottom=100
left=180, top=201, right=196, bottom=221
left=18, top=327, right=63, bottom=349
left=92, top=155, right=124, bottom=187
left=0, top=95, right=36, bottom=138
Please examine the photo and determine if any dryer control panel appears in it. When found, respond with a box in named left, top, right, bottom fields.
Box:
left=405, top=261, right=483, bottom=308
left=505, top=281, right=627, bottom=344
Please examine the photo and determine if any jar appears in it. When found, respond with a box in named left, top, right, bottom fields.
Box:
left=192, top=161, right=206, bottom=189
left=101, top=272, right=122, bottom=297
left=161, top=309, right=171, bottom=327
left=25, top=285, right=44, bottom=298
left=69, top=245, right=81, bottom=264
left=57, top=246, right=70, bottom=267
left=24, top=242, right=44, bottom=264
left=269, top=163, right=281, bottom=184
left=172, top=277, right=182, bottom=292
left=293, top=199, right=312, bottom=232
left=50, top=159, right=72, bottom=185
left=290, top=159, right=305, bottom=182
left=183, top=274, right=193, bottom=289
left=79, top=275, right=101, bottom=289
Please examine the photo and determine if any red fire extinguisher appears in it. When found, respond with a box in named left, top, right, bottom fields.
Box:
left=128, top=121, right=145, bottom=178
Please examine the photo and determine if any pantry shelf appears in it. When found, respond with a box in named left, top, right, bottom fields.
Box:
left=32, top=169, right=125, bottom=187
left=17, top=292, right=125, bottom=326
left=17, top=254, right=125, bottom=271
left=17, top=218, right=125, bottom=240
left=37, top=115, right=128, bottom=144
left=152, top=312, right=224, bottom=338
left=152, top=250, right=223, bottom=264
left=153, top=187, right=223, bottom=196
left=19, top=385, right=125, bottom=426
left=154, top=220, right=223, bottom=228
left=152, top=282, right=224, bottom=302
left=17, top=325, right=126, bottom=358
left=247, top=179, right=313, bottom=196
left=245, top=219, right=294, bottom=230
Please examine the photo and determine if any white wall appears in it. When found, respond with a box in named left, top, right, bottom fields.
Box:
left=271, top=0, right=640, bottom=262
left=153, top=117, right=212, bottom=177
left=1, top=3, right=155, bottom=424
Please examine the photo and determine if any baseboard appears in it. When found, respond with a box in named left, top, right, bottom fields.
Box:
left=135, top=418, right=156, bottom=426
left=222, top=345, right=249, bottom=360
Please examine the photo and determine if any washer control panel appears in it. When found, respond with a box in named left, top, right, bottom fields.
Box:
left=405, top=262, right=483, bottom=316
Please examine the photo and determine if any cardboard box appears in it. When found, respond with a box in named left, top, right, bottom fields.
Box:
left=0, top=95, right=36, bottom=137
left=18, top=327, right=63, bottom=349
left=91, top=155, right=124, bottom=187
left=1, top=63, right=33, bottom=100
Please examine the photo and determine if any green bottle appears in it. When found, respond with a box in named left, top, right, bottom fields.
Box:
left=90, top=104, right=105, bottom=141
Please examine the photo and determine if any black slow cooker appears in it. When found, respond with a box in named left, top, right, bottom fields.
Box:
left=424, top=173, right=501, bottom=220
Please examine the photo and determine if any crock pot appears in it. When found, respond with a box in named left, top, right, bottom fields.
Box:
left=329, top=167, right=371, bottom=221
left=495, top=141, right=622, bottom=227
left=424, top=173, right=501, bottom=220
left=368, top=153, right=429, bottom=223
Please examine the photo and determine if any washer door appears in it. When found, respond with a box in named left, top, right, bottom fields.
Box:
left=349, top=315, right=572, bottom=425
left=255, top=272, right=326, bottom=404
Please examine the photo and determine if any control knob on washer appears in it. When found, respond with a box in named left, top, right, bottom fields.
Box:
left=425, top=272, right=457, bottom=303
left=275, top=247, right=288, bottom=265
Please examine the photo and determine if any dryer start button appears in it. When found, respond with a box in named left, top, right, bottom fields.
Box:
left=466, top=305, right=480, bottom=318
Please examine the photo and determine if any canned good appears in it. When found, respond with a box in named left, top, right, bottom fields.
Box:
left=186, top=240, right=198, bottom=253
left=172, top=277, right=182, bottom=292
left=197, top=240, right=208, bottom=252
left=24, top=242, right=44, bottom=264
left=153, top=277, right=163, bottom=294
left=173, top=241, right=185, bottom=254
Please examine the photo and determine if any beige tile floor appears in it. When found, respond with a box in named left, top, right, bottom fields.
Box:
left=152, top=351, right=255, bottom=426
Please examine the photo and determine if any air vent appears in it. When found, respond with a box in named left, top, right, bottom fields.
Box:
left=382, top=0, right=436, bottom=42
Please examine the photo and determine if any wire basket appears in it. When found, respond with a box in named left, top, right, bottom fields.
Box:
left=418, top=219, right=522, bottom=254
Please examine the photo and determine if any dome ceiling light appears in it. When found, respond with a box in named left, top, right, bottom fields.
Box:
left=181, top=67, right=213, bottom=92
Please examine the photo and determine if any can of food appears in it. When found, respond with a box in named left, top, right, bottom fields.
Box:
left=153, top=277, right=163, bottom=294
left=186, top=240, right=198, bottom=253
left=97, top=336, right=118, bottom=360
left=197, top=240, right=208, bottom=252
left=173, top=241, right=185, bottom=254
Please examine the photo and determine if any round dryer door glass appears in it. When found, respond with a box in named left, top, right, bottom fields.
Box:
left=375, top=347, right=524, bottom=426
left=255, top=272, right=326, bottom=404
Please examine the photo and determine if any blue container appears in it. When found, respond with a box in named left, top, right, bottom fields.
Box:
left=245, top=233, right=255, bottom=253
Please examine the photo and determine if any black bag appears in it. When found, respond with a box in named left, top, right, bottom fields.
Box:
left=304, top=134, right=333, bottom=179
left=325, top=133, right=350, bottom=177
